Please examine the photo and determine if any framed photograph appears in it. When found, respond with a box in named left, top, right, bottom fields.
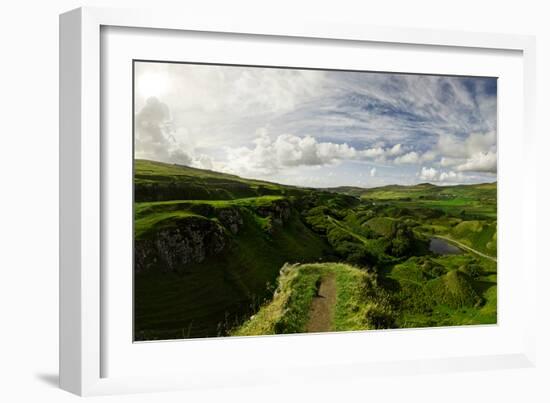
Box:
left=132, top=60, right=500, bottom=341
left=60, top=7, right=537, bottom=396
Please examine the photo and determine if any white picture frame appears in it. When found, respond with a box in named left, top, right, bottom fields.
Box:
left=59, top=6, right=537, bottom=396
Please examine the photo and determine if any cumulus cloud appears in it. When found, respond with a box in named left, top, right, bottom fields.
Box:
left=439, top=170, right=463, bottom=182
left=419, top=166, right=438, bottom=181
left=359, top=143, right=407, bottom=162
left=394, top=151, right=419, bottom=165
left=456, top=151, right=497, bottom=173
left=465, top=132, right=496, bottom=156
left=223, top=133, right=358, bottom=176
left=388, top=143, right=403, bottom=156
left=135, top=97, right=191, bottom=164
left=135, top=97, right=214, bottom=169
left=361, top=147, right=385, bottom=159
left=222, top=133, right=410, bottom=177
left=134, top=62, right=329, bottom=150
left=418, top=167, right=469, bottom=184
left=433, top=131, right=496, bottom=174
left=437, top=131, right=496, bottom=159
left=420, top=150, right=438, bottom=163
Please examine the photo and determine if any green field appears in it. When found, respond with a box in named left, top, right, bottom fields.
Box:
left=134, top=159, right=497, bottom=340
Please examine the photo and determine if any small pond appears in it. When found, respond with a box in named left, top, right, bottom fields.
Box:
left=429, top=238, right=462, bottom=255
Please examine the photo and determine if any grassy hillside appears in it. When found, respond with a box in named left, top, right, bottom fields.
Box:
left=361, top=182, right=496, bottom=202
left=358, top=182, right=497, bottom=258
left=387, top=254, right=496, bottom=327
left=234, top=254, right=496, bottom=336
left=233, top=262, right=395, bottom=336
left=134, top=160, right=497, bottom=340
left=134, top=198, right=334, bottom=340
left=134, top=195, right=284, bottom=238
left=134, top=160, right=354, bottom=340
left=135, top=159, right=308, bottom=201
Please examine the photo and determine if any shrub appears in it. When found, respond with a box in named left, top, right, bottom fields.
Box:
left=459, top=264, right=482, bottom=278
left=421, top=260, right=446, bottom=278
left=359, top=273, right=397, bottom=329
left=389, top=227, right=414, bottom=257
left=364, top=302, right=397, bottom=329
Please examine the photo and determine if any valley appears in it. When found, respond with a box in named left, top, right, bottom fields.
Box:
left=134, top=159, right=497, bottom=340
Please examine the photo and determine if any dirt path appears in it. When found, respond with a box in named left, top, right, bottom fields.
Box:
left=306, top=273, right=337, bottom=333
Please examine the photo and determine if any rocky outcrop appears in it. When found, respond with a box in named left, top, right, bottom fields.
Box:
left=216, top=208, right=243, bottom=234
left=135, top=216, right=228, bottom=273
left=256, top=199, right=291, bottom=226
left=135, top=201, right=291, bottom=272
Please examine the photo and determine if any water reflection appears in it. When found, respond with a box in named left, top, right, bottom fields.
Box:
left=429, top=238, right=462, bottom=255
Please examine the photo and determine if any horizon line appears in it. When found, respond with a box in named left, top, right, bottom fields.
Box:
left=135, top=158, right=497, bottom=190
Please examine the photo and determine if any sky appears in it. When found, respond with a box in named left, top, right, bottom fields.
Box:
left=134, top=61, right=497, bottom=188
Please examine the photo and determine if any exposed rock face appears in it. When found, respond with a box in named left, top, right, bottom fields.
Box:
left=216, top=208, right=243, bottom=234
left=256, top=199, right=291, bottom=226
left=135, top=216, right=227, bottom=273
left=135, top=240, right=159, bottom=273
left=135, top=202, right=289, bottom=273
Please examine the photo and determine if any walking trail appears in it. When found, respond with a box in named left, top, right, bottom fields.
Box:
left=306, top=273, right=337, bottom=333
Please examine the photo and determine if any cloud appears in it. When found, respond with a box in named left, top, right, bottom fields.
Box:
left=456, top=151, right=497, bottom=173
left=420, top=150, right=438, bottom=163
left=439, top=170, right=463, bottom=182
left=419, top=166, right=438, bottom=181
left=437, top=134, right=465, bottom=159
left=223, top=133, right=412, bottom=177
left=361, top=147, right=385, bottom=159
left=370, top=167, right=377, bottom=177
left=434, top=131, right=496, bottom=174
left=440, top=156, right=462, bottom=167
left=134, top=62, right=329, bottom=150
left=394, top=151, right=419, bottom=165
left=224, top=133, right=362, bottom=176
left=135, top=97, right=214, bottom=169
left=316, top=74, right=496, bottom=151
left=465, top=132, right=496, bottom=156
left=437, top=131, right=496, bottom=159
left=418, top=167, right=470, bottom=184
left=388, top=143, right=403, bottom=156
left=134, top=62, right=497, bottom=186
left=273, top=134, right=356, bottom=166
left=135, top=97, right=191, bottom=165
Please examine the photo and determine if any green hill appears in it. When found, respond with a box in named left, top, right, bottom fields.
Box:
left=134, top=160, right=497, bottom=340
left=388, top=255, right=496, bottom=328
left=135, top=159, right=307, bottom=201
left=426, top=270, right=482, bottom=308
left=134, top=196, right=334, bottom=340
left=233, top=262, right=395, bottom=336
left=321, top=186, right=366, bottom=197
left=360, top=182, right=496, bottom=201
left=450, top=220, right=497, bottom=256
left=134, top=160, right=370, bottom=340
